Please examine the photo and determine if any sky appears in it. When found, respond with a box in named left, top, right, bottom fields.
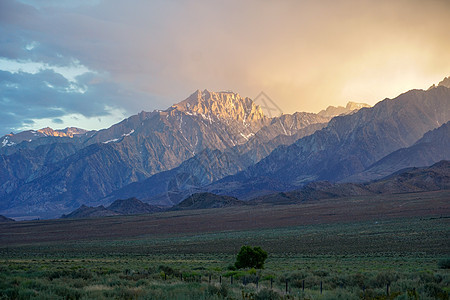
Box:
left=1, top=0, right=450, bottom=136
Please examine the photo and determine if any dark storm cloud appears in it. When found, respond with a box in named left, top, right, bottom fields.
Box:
left=1, top=0, right=450, bottom=135
left=0, top=69, right=150, bottom=135
left=0, top=0, right=168, bottom=135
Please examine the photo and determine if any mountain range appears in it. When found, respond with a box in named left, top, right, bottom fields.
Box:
left=0, top=78, right=449, bottom=219
left=206, top=85, right=450, bottom=199
left=62, top=159, right=449, bottom=218
left=0, top=90, right=332, bottom=218
left=250, top=160, right=450, bottom=205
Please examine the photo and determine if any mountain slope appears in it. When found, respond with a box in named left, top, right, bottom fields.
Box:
left=103, top=121, right=328, bottom=206
left=0, top=215, right=15, bottom=222
left=209, top=86, right=450, bottom=199
left=0, top=143, right=80, bottom=199
left=366, top=160, right=450, bottom=194
left=346, top=121, right=450, bottom=182
left=251, top=160, right=450, bottom=204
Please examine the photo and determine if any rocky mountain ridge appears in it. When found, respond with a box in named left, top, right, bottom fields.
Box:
left=172, top=90, right=266, bottom=127
left=206, top=86, right=450, bottom=199
left=1, top=79, right=448, bottom=219
left=63, top=160, right=450, bottom=216
left=0, top=127, right=87, bottom=152
left=0, top=90, right=331, bottom=219
left=318, top=101, right=371, bottom=118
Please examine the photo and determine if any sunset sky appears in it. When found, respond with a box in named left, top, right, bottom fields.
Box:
left=1, top=0, right=449, bottom=135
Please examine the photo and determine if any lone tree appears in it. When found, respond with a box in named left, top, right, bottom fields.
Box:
left=235, top=245, right=268, bottom=269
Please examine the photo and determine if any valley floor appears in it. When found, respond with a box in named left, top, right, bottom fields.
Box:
left=0, top=190, right=449, bottom=299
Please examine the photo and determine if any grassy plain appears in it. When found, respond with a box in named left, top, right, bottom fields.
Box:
left=0, top=191, right=449, bottom=299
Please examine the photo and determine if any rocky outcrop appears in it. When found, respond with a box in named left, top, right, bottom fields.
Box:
left=36, top=127, right=88, bottom=138
left=171, top=192, right=244, bottom=211
left=172, top=90, right=266, bottom=128
left=61, top=205, right=119, bottom=219
left=107, top=197, right=164, bottom=215
left=61, top=197, right=165, bottom=219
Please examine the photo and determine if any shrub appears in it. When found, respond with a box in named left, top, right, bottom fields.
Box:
left=424, top=283, right=449, bottom=299
left=207, top=283, right=229, bottom=297
left=235, top=246, right=268, bottom=269
left=255, top=288, right=282, bottom=300
left=438, top=258, right=450, bottom=269
left=158, top=265, right=177, bottom=276
left=371, top=271, right=399, bottom=288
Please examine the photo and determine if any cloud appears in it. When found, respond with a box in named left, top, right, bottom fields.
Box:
left=0, top=67, right=146, bottom=135
left=1, top=0, right=450, bottom=136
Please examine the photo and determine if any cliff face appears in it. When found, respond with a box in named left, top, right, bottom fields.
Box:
left=173, top=90, right=266, bottom=127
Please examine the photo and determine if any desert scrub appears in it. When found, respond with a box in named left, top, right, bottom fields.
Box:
left=439, top=258, right=450, bottom=269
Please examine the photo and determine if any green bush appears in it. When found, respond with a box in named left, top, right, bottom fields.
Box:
left=158, top=265, right=178, bottom=276
left=438, top=258, right=450, bottom=269
left=235, top=246, right=268, bottom=269
left=371, top=271, right=399, bottom=288
left=207, top=283, right=229, bottom=297
left=424, top=283, right=449, bottom=299
left=255, top=288, right=282, bottom=300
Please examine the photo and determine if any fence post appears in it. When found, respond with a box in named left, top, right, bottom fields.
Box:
left=209, top=274, right=211, bottom=283
left=220, top=275, right=222, bottom=284
left=302, top=280, right=305, bottom=292
left=256, top=277, right=259, bottom=289
left=387, top=283, right=390, bottom=296
left=286, top=279, right=289, bottom=294
left=180, top=273, right=182, bottom=281
left=320, top=281, right=323, bottom=294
